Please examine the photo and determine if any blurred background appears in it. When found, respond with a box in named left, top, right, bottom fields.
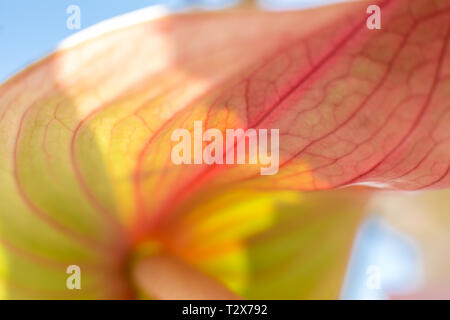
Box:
left=2, top=0, right=447, bottom=299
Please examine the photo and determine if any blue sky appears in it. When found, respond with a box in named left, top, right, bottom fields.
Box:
left=0, top=0, right=189, bottom=82
left=341, top=215, right=421, bottom=299
left=0, top=0, right=420, bottom=299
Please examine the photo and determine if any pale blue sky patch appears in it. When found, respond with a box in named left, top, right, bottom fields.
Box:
left=341, top=215, right=422, bottom=300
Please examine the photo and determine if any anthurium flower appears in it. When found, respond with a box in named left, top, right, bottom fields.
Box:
left=0, top=0, right=449, bottom=299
